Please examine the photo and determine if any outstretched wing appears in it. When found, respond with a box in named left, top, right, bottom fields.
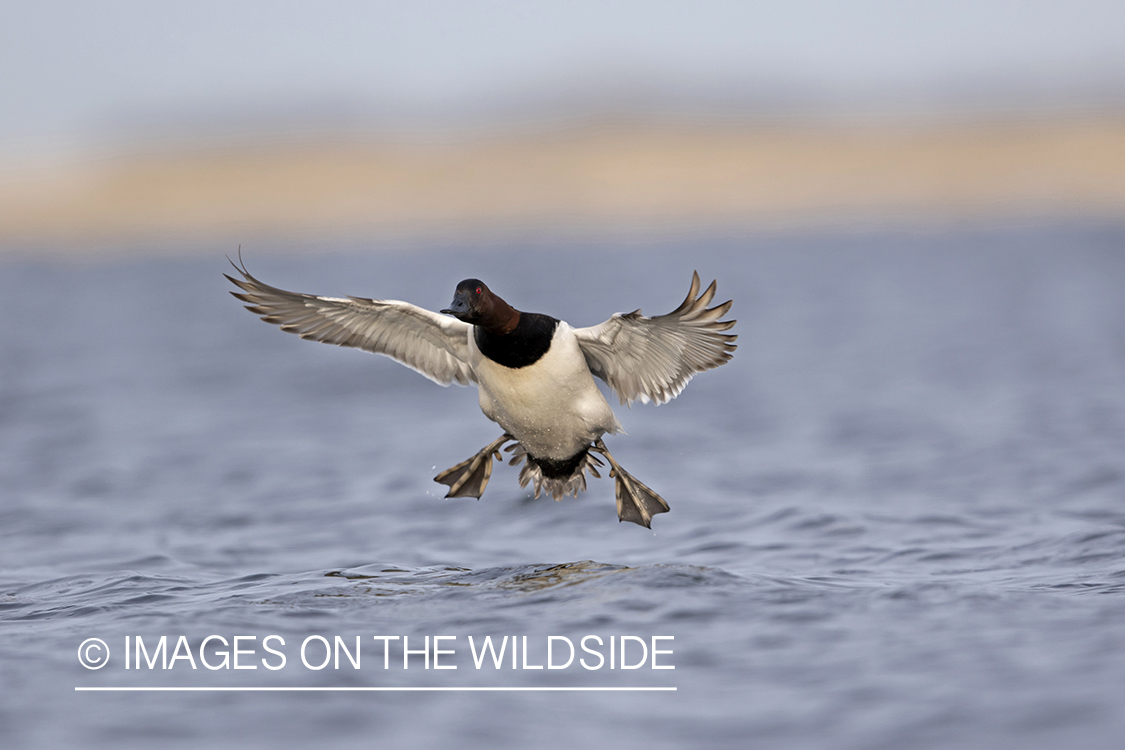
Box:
left=573, top=271, right=736, bottom=405
left=226, top=259, right=475, bottom=386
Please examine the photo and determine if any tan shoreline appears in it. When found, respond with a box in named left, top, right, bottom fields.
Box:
left=2, top=115, right=1124, bottom=251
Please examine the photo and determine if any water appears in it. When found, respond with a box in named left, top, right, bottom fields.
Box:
left=2, top=223, right=1124, bottom=749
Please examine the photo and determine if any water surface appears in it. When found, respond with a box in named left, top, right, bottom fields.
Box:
left=2, top=223, right=1125, bottom=749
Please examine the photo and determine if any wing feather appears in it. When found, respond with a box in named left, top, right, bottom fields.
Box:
left=225, top=258, right=475, bottom=386
left=573, top=271, right=736, bottom=405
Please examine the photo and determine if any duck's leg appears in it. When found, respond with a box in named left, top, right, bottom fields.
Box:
left=434, top=433, right=513, bottom=499
left=591, top=439, right=670, bottom=528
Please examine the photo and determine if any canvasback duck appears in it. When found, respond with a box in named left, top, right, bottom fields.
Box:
left=226, top=259, right=736, bottom=528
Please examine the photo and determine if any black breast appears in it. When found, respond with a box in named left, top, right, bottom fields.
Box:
left=475, top=313, right=559, bottom=369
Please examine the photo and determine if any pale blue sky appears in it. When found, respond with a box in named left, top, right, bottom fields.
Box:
left=2, top=0, right=1123, bottom=160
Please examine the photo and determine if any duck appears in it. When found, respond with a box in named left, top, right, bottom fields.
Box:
left=226, top=258, right=736, bottom=528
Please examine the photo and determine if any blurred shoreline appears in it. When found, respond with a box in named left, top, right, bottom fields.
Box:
left=2, top=113, right=1124, bottom=256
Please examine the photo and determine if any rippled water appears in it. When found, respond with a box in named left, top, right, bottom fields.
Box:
left=2, top=223, right=1125, bottom=749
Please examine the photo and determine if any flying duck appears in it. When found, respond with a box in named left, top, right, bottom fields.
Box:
left=226, top=259, right=736, bottom=528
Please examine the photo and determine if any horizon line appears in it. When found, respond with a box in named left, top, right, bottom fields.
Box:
left=75, top=685, right=677, bottom=692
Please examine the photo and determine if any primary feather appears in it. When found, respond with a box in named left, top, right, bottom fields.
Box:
left=226, top=258, right=475, bottom=387
left=573, top=271, right=737, bottom=405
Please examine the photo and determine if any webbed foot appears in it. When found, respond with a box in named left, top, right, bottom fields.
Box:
left=591, top=439, right=670, bottom=528
left=434, top=434, right=513, bottom=499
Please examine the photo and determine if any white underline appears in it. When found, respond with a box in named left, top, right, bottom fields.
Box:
left=75, top=686, right=676, bottom=692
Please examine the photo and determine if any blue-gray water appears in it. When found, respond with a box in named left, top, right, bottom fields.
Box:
left=2, top=223, right=1124, bottom=749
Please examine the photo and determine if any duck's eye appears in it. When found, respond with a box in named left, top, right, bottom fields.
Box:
left=475, top=287, right=482, bottom=295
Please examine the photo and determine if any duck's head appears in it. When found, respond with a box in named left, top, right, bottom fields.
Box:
left=442, top=278, right=520, bottom=329
left=441, top=278, right=489, bottom=323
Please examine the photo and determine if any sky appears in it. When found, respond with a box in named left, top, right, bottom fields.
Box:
left=2, top=0, right=1124, bottom=161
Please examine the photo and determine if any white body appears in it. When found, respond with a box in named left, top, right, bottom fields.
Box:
left=469, top=322, right=623, bottom=461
